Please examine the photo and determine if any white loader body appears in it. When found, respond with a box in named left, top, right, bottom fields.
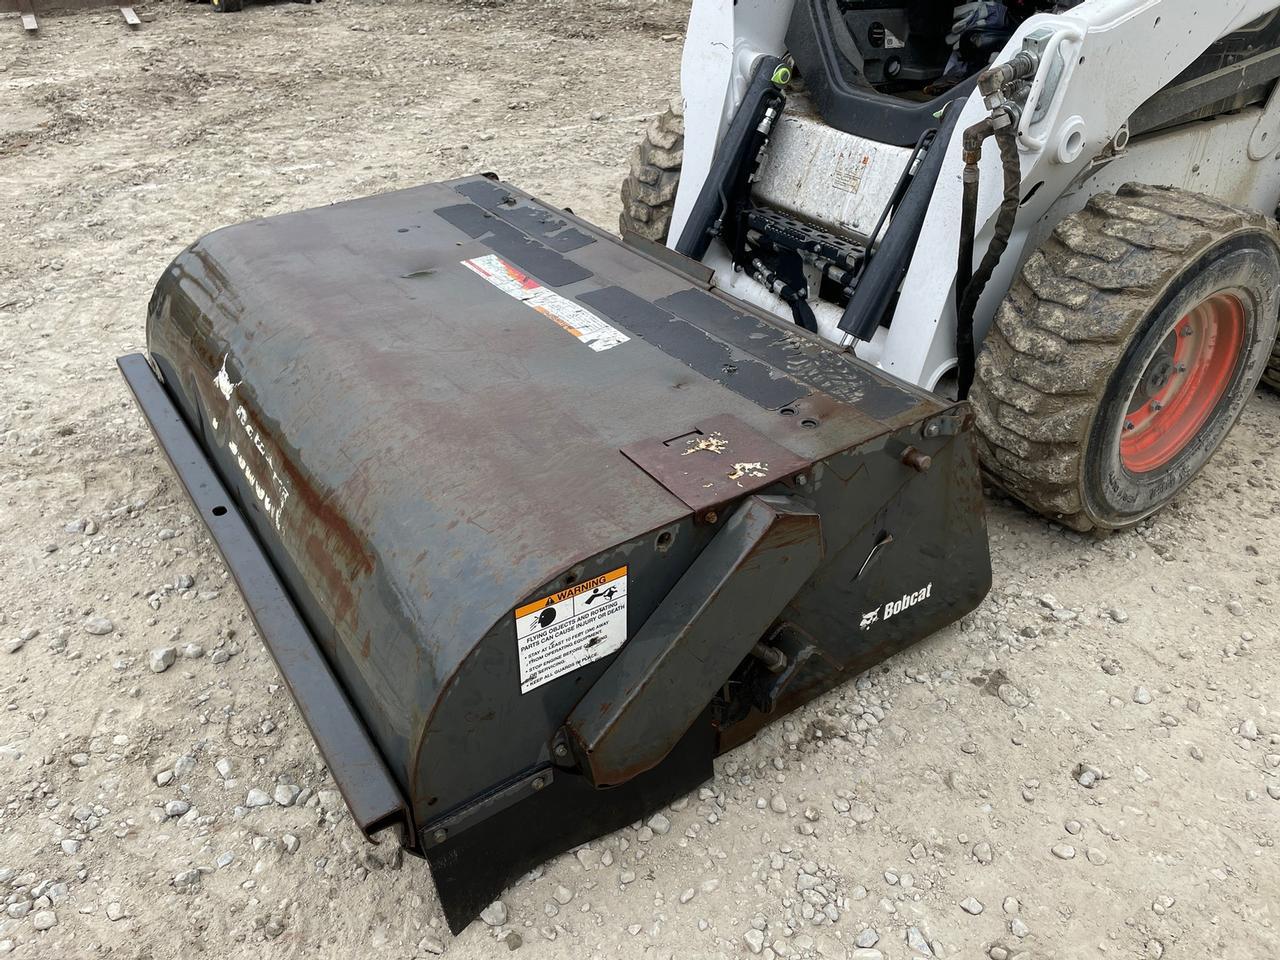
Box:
left=670, top=0, right=1280, bottom=390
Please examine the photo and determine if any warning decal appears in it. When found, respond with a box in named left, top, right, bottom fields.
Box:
left=514, top=566, right=628, bottom=694
left=463, top=254, right=630, bottom=352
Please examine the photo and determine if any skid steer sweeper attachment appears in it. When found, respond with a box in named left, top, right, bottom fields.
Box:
left=118, top=176, right=991, bottom=932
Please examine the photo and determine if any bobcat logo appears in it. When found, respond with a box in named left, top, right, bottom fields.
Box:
left=860, top=582, right=934, bottom=631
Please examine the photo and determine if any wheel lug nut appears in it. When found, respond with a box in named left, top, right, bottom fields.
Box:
left=1123, top=420, right=1135, bottom=431
left=1181, top=325, right=1193, bottom=336
left=1150, top=401, right=1163, bottom=411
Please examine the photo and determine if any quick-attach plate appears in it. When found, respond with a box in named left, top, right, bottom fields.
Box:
left=621, top=413, right=810, bottom=515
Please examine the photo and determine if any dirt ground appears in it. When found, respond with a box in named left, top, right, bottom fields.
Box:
left=2, top=1, right=1279, bottom=958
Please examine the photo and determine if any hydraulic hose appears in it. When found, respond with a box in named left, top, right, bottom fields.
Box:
left=955, top=117, right=993, bottom=322
left=955, top=116, right=1020, bottom=400
left=673, top=56, right=785, bottom=260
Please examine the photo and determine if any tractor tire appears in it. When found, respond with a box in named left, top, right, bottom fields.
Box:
left=971, top=183, right=1280, bottom=532
left=619, top=99, right=684, bottom=243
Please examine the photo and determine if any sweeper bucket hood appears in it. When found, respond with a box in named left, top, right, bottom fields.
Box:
left=120, top=176, right=991, bottom=931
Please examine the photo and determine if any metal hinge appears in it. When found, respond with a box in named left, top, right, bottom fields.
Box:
left=922, top=413, right=966, bottom=438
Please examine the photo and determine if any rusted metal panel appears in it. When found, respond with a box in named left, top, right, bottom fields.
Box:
left=620, top=413, right=811, bottom=516
left=566, top=495, right=823, bottom=787
left=134, top=175, right=991, bottom=932
left=117, top=354, right=416, bottom=850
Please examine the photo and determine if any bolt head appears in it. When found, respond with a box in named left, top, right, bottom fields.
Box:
left=433, top=828, right=447, bottom=843
left=532, top=776, right=546, bottom=791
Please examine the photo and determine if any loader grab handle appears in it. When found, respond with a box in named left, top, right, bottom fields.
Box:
left=116, top=353, right=418, bottom=852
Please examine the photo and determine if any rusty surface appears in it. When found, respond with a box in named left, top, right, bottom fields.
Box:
left=117, top=354, right=416, bottom=850
left=620, top=413, right=812, bottom=515
left=136, top=174, right=991, bottom=931
left=900, top=445, right=932, bottom=472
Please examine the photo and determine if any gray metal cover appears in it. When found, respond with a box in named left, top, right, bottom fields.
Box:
left=142, top=176, right=991, bottom=875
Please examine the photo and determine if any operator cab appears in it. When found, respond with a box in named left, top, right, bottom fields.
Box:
left=788, top=0, right=1081, bottom=145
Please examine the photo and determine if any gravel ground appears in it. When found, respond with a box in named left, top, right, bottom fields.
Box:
left=2, top=2, right=1279, bottom=958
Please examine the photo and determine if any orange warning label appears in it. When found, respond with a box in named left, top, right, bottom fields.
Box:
left=514, top=565, right=628, bottom=694
left=515, top=566, right=628, bottom=619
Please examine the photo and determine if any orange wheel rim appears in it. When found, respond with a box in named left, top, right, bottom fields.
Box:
left=1119, top=292, right=1246, bottom=474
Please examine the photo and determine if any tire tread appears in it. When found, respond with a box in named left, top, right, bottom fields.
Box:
left=618, top=100, right=684, bottom=242
left=972, top=183, right=1280, bottom=530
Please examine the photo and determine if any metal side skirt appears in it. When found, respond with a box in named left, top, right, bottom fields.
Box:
left=116, top=353, right=417, bottom=851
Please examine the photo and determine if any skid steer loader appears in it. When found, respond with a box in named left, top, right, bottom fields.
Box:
left=623, top=0, right=1280, bottom=533
left=116, top=0, right=1279, bottom=935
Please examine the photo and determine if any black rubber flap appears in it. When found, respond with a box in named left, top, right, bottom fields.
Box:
left=427, top=714, right=714, bottom=933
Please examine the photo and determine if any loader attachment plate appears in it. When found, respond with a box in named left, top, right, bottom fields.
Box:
left=127, top=175, right=991, bottom=932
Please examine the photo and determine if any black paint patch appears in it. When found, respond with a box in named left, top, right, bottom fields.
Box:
left=435, top=204, right=591, bottom=287
left=656, top=289, right=922, bottom=420
left=455, top=180, right=596, bottom=253
left=579, top=287, right=807, bottom=411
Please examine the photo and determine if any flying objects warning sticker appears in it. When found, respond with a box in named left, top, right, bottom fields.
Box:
left=462, top=254, right=630, bottom=351
left=514, top=566, right=628, bottom=694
